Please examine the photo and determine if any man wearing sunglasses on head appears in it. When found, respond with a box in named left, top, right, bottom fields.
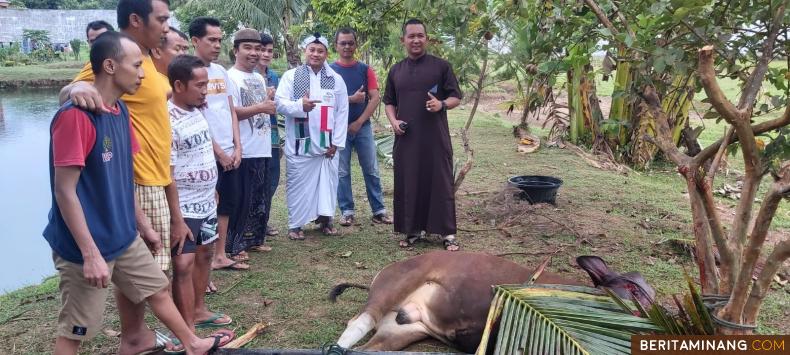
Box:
left=330, top=27, right=392, bottom=229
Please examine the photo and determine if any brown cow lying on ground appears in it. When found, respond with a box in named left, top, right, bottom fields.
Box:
left=330, top=251, right=655, bottom=352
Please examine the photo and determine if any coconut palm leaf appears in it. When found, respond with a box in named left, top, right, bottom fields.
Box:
left=475, top=284, right=663, bottom=355
left=179, top=0, right=310, bottom=37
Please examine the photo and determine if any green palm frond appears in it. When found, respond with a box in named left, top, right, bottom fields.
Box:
left=476, top=284, right=663, bottom=355
left=183, top=0, right=310, bottom=36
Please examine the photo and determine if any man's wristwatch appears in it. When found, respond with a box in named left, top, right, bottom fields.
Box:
left=441, top=100, right=447, bottom=111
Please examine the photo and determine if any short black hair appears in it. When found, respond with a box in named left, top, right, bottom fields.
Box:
left=117, top=0, right=169, bottom=30
left=334, top=27, right=357, bottom=43
left=167, top=54, right=205, bottom=88
left=90, top=31, right=133, bottom=75
left=166, top=26, right=188, bottom=43
left=85, top=20, right=114, bottom=38
left=188, top=17, right=222, bottom=39
left=402, top=18, right=427, bottom=36
left=260, top=33, right=274, bottom=47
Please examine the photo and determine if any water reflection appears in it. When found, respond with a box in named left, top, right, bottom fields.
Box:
left=0, top=100, right=5, bottom=135
left=0, top=89, right=60, bottom=293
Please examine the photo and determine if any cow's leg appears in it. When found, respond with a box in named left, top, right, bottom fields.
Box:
left=358, top=311, right=430, bottom=351
left=337, top=312, right=375, bottom=348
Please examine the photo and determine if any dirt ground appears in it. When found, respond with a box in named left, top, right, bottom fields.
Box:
left=0, top=95, right=788, bottom=353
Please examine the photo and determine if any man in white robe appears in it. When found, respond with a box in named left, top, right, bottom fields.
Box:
left=276, top=33, right=349, bottom=239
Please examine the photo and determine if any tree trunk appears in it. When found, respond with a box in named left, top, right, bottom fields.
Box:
left=282, top=5, right=301, bottom=68
left=284, top=35, right=301, bottom=68
left=519, top=78, right=532, bottom=129
left=608, top=46, right=632, bottom=146
left=454, top=39, right=489, bottom=194
left=664, top=74, right=696, bottom=146
left=568, top=58, right=602, bottom=146
left=629, top=101, right=659, bottom=169
left=634, top=0, right=789, bottom=331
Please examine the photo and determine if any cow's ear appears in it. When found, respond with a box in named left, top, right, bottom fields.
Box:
left=576, top=255, right=610, bottom=286
left=620, top=272, right=656, bottom=300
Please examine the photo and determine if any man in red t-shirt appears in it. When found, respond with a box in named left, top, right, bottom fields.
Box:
left=47, top=31, right=227, bottom=355
left=330, top=27, right=392, bottom=227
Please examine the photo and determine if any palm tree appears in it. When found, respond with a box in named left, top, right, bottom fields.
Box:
left=179, top=0, right=310, bottom=67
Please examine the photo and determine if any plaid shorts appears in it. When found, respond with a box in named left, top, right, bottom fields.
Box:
left=135, top=184, right=171, bottom=271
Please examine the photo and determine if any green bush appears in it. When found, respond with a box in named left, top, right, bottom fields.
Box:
left=69, top=39, right=82, bottom=61
left=30, top=48, right=56, bottom=63
left=0, top=43, right=22, bottom=62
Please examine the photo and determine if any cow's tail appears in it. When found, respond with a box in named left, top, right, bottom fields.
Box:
left=329, top=283, right=369, bottom=302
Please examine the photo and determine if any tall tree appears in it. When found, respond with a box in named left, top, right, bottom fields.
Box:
left=179, top=0, right=311, bottom=67
left=60, top=0, right=119, bottom=9
left=643, top=0, right=790, bottom=333
left=21, top=0, right=60, bottom=9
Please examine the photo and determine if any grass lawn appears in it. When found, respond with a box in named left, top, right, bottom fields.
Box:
left=0, top=61, right=84, bottom=88
left=0, top=104, right=787, bottom=353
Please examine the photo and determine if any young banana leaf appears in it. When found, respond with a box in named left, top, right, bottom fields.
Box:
left=375, top=134, right=394, bottom=167
left=475, top=284, right=663, bottom=355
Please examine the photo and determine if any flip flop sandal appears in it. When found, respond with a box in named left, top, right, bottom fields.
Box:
left=231, top=254, right=249, bottom=262
left=399, top=235, right=421, bottom=248
left=195, top=312, right=233, bottom=328
left=207, top=333, right=227, bottom=353
left=372, top=213, right=393, bottom=224
left=443, top=237, right=461, bottom=251
left=136, top=329, right=171, bottom=355
left=212, top=261, right=249, bottom=271
left=208, top=328, right=235, bottom=347
left=338, top=215, right=355, bottom=226
left=321, top=224, right=339, bottom=236
left=249, top=245, right=272, bottom=252
left=288, top=228, right=305, bottom=240
left=266, top=226, right=279, bottom=236
left=159, top=331, right=184, bottom=355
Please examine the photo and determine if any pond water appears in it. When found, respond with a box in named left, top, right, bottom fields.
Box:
left=0, top=89, right=59, bottom=293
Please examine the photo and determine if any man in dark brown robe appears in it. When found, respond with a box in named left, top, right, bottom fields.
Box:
left=383, top=18, right=463, bottom=251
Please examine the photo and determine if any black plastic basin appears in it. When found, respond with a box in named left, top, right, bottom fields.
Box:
left=508, top=175, right=563, bottom=204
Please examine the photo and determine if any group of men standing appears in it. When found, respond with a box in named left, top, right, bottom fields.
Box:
left=275, top=21, right=463, bottom=251
left=42, top=0, right=462, bottom=353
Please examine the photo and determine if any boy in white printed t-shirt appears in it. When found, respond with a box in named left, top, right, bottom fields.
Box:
left=167, top=54, right=234, bottom=337
left=226, top=28, right=276, bottom=255
left=188, top=17, right=248, bottom=275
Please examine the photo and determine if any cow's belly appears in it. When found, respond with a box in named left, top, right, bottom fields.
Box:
left=395, top=281, right=487, bottom=350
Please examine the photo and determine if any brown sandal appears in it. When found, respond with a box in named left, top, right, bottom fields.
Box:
left=322, top=224, right=339, bottom=236
left=338, top=215, right=355, bottom=226
left=288, top=228, right=305, bottom=240
left=372, top=213, right=393, bottom=224
left=249, top=245, right=272, bottom=252
left=231, top=254, right=249, bottom=262
left=319, top=218, right=339, bottom=236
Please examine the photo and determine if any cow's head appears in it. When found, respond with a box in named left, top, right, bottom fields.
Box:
left=576, top=256, right=656, bottom=311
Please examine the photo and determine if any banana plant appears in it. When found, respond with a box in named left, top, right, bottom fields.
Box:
left=374, top=134, right=394, bottom=167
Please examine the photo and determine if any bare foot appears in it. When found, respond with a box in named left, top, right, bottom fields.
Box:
left=211, top=255, right=236, bottom=270
left=205, top=281, right=218, bottom=294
